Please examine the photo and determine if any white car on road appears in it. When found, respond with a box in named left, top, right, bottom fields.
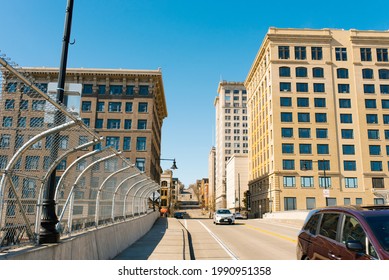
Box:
left=213, top=209, right=235, bottom=225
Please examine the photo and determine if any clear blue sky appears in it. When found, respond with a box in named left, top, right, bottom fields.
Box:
left=1, top=0, right=389, bottom=186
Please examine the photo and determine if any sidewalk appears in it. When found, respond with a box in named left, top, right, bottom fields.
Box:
left=113, top=217, right=191, bottom=260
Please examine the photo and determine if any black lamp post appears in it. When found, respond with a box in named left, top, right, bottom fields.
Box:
left=302, top=159, right=328, bottom=189
left=39, top=0, right=74, bottom=244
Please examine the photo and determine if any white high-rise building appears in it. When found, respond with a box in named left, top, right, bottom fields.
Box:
left=214, top=81, right=248, bottom=209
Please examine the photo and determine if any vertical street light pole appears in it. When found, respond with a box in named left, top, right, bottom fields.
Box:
left=39, top=0, right=74, bottom=244
left=238, top=173, right=241, bottom=212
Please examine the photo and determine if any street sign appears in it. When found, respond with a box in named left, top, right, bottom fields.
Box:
left=323, top=189, right=330, bottom=198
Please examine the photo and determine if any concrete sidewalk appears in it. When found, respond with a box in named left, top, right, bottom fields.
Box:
left=113, top=217, right=191, bottom=260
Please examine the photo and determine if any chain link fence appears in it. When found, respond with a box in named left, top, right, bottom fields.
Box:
left=0, top=52, right=159, bottom=251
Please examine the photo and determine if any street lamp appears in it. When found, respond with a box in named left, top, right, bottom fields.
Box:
left=301, top=159, right=329, bottom=189
left=160, top=158, right=178, bottom=170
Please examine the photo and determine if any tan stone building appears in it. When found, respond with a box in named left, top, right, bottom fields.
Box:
left=9, top=67, right=168, bottom=182
left=245, top=28, right=389, bottom=216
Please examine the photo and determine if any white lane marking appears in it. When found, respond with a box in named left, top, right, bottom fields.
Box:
left=197, top=220, right=239, bottom=260
left=184, top=219, right=188, bottom=230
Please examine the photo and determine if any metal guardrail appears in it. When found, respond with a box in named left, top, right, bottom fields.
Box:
left=0, top=52, right=159, bottom=251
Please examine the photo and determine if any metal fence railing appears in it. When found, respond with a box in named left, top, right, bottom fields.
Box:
left=0, top=52, right=159, bottom=251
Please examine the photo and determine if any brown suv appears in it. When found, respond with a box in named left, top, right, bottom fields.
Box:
left=297, top=205, right=389, bottom=260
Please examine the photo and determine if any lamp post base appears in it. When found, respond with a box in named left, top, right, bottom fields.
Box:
left=39, top=199, right=60, bottom=244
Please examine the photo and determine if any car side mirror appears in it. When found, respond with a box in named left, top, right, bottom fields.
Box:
left=346, top=240, right=364, bottom=252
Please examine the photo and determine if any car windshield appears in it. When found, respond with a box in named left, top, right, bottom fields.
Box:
left=365, top=214, right=389, bottom=251
left=217, top=209, right=231, bottom=214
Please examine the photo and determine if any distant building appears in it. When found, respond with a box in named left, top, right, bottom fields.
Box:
left=214, top=82, right=248, bottom=208
left=226, top=154, right=248, bottom=211
left=245, top=28, right=389, bottom=216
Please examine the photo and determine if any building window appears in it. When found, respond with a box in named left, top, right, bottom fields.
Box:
left=298, top=128, right=311, bottom=138
left=297, top=97, right=309, bottom=107
left=284, top=197, right=297, bottom=211
left=137, top=120, right=147, bottom=130
left=345, top=177, right=358, bottom=188
left=5, top=99, right=15, bottom=110
left=384, top=115, right=389, bottom=124
left=0, top=134, right=11, bottom=149
left=318, top=160, right=330, bottom=171
left=282, top=143, right=294, bottom=154
left=278, top=46, right=290, bottom=59
left=95, top=119, right=103, bottom=129
left=126, top=85, right=134, bottom=95
left=17, top=117, right=26, bottom=128
left=335, top=47, right=347, bottom=61
left=82, top=118, right=90, bottom=127
left=123, top=137, right=131, bottom=151
left=124, top=119, right=132, bottom=130
left=279, top=66, right=291, bottom=77
left=316, top=128, right=328, bottom=139
left=280, top=82, right=291, bottom=92
left=136, top=137, right=147, bottom=151
left=339, top=99, right=351, bottom=108
left=372, top=177, right=384, bottom=188
left=125, top=102, right=133, bottom=112
left=369, top=145, right=381, bottom=155
left=340, top=114, right=352, bottom=123
left=109, top=85, right=123, bottom=95
left=381, top=85, right=389, bottom=94
left=281, top=112, right=293, bottom=122
left=30, top=117, right=44, bottom=127
left=97, top=102, right=105, bottom=112
left=139, top=85, right=149, bottom=96
left=6, top=82, right=17, bottom=93
left=138, top=102, right=148, bottom=112
left=82, top=84, right=93, bottom=94
left=25, top=156, right=40, bottom=170
left=342, top=145, right=355, bottom=155
left=313, top=83, right=325, bottom=92
left=106, top=137, right=120, bottom=150
left=337, top=68, right=349, bottom=79
left=283, top=176, right=296, bottom=187
left=379, top=69, right=389, bottom=80
left=280, top=97, right=292, bottom=107
left=344, top=160, right=356, bottom=171
left=314, top=98, right=326, bottom=108
left=375, top=198, right=385, bottom=205
left=366, top=114, right=378, bottom=124
left=300, top=160, right=312, bottom=170
left=299, top=144, right=312, bottom=154
left=360, top=48, right=372, bottom=61
left=364, top=84, right=375, bottom=94
left=20, top=100, right=28, bottom=110
left=298, top=113, right=310, bottom=123
left=107, top=119, right=121, bottom=129
left=295, top=46, right=306, bottom=60
left=368, top=129, right=379, bottom=139
left=341, top=129, right=353, bottom=139
left=362, top=68, right=374, bottom=79
left=338, top=84, right=350, bottom=93
left=377, top=48, right=389, bottom=62
left=312, top=67, right=324, bottom=78
left=108, top=102, right=122, bottom=112
left=296, top=83, right=308, bottom=92
left=315, top=113, right=327, bottom=123
left=296, top=67, right=308, bottom=77
left=81, top=101, right=92, bottom=112
left=317, top=144, right=329, bottom=154
left=135, top=158, right=145, bottom=172
left=382, top=100, right=389, bottom=109
left=98, top=85, right=106, bottom=95
left=281, top=128, right=293, bottom=138
left=365, top=99, right=377, bottom=109
left=301, top=177, right=314, bottom=188
left=371, top=161, right=383, bottom=171
left=282, top=159, right=295, bottom=170
left=311, top=47, right=322, bottom=60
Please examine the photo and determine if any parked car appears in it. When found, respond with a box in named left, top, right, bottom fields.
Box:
left=297, top=205, right=389, bottom=260
left=174, top=212, right=185, bottom=219
left=214, top=209, right=235, bottom=225
left=234, top=212, right=246, bottom=219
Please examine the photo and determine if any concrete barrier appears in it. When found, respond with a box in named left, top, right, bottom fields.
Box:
left=0, top=211, right=159, bottom=260
left=262, top=210, right=310, bottom=227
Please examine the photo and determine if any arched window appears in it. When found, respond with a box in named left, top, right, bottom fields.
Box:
left=296, top=67, right=308, bottom=77
left=161, top=181, right=168, bottom=187
left=362, top=68, right=374, bottom=79
left=379, top=69, right=389, bottom=79
left=312, top=67, right=324, bottom=78
left=337, top=68, right=349, bottom=79
left=279, top=66, right=291, bottom=77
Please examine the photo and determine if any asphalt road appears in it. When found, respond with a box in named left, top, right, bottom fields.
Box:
left=181, top=218, right=300, bottom=260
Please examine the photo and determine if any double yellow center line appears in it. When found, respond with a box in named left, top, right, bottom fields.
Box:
left=244, top=224, right=297, bottom=243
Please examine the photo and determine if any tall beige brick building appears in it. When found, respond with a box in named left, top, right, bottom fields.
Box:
left=245, top=28, right=389, bottom=216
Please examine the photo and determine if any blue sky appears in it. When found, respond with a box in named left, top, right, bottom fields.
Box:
left=1, top=0, right=389, bottom=186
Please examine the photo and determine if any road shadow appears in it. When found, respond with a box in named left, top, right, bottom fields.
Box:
left=113, top=217, right=167, bottom=260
